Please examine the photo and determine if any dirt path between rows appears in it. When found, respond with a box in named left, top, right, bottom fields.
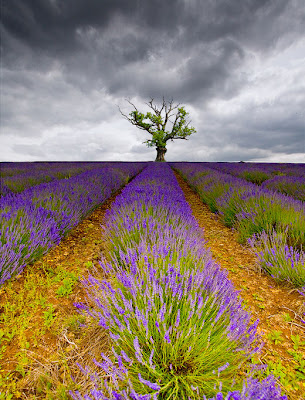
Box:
left=1, top=169, right=304, bottom=399
left=174, top=170, right=305, bottom=400
left=0, top=189, right=118, bottom=398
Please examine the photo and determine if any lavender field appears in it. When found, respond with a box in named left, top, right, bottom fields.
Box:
left=171, top=162, right=305, bottom=288
left=0, top=162, right=145, bottom=286
left=0, top=162, right=304, bottom=399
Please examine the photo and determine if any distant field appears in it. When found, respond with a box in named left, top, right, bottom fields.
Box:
left=0, top=161, right=304, bottom=399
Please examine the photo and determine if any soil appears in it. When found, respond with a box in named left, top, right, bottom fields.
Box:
left=0, top=189, right=118, bottom=398
left=1, top=168, right=304, bottom=399
left=174, top=170, right=305, bottom=400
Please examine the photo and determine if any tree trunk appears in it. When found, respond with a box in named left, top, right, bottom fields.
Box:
left=155, top=147, right=167, bottom=162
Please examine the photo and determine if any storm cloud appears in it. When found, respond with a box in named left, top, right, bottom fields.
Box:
left=1, top=0, right=304, bottom=162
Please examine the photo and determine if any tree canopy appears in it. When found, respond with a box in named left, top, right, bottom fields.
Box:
left=119, top=98, right=196, bottom=161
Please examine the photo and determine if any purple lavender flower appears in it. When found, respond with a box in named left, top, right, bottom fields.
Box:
left=1, top=162, right=146, bottom=286
left=138, top=373, right=160, bottom=391
left=70, top=162, right=287, bottom=400
left=164, top=327, right=171, bottom=343
left=175, top=309, right=181, bottom=327
left=133, top=337, right=144, bottom=363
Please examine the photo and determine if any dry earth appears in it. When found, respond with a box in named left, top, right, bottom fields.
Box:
left=174, top=170, right=305, bottom=400
left=0, top=189, right=118, bottom=398
left=0, top=170, right=304, bottom=399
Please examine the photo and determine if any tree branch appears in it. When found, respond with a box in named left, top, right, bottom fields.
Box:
left=119, top=97, right=196, bottom=153
left=118, top=102, right=154, bottom=135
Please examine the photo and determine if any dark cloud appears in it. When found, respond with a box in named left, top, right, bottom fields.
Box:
left=2, top=0, right=135, bottom=56
left=3, top=0, right=302, bottom=54
left=1, top=0, right=304, bottom=161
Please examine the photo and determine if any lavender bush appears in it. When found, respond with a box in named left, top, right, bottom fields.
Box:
left=0, top=162, right=122, bottom=195
left=0, top=163, right=145, bottom=286
left=0, top=162, right=32, bottom=177
left=262, top=175, right=305, bottom=202
left=71, top=163, right=285, bottom=399
left=1, top=171, right=55, bottom=194
left=70, top=375, right=286, bottom=400
left=239, top=170, right=271, bottom=185
left=204, top=162, right=305, bottom=201
left=0, top=184, right=13, bottom=197
left=248, top=229, right=305, bottom=287
left=233, top=193, right=305, bottom=250
left=205, top=162, right=305, bottom=180
left=171, top=163, right=305, bottom=287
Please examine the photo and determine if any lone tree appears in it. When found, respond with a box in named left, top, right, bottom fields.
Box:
left=119, top=98, right=196, bottom=162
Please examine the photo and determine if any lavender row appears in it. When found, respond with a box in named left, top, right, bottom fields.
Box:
left=72, top=163, right=285, bottom=399
left=261, top=175, right=305, bottom=202
left=0, top=162, right=126, bottom=196
left=171, top=163, right=305, bottom=288
left=0, top=161, right=104, bottom=177
left=203, top=162, right=305, bottom=201
left=0, top=163, right=145, bottom=286
left=205, top=162, right=305, bottom=180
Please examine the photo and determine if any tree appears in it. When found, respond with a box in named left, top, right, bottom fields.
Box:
left=119, top=97, right=196, bottom=162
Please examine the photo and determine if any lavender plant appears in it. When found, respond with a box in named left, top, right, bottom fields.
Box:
left=248, top=229, right=305, bottom=287
left=262, top=175, right=305, bottom=202
left=172, top=162, right=305, bottom=287
left=70, top=375, right=287, bottom=399
left=76, top=257, right=257, bottom=398
left=234, top=193, right=305, bottom=250
left=239, top=170, right=271, bottom=185
left=204, top=162, right=305, bottom=180
left=71, top=163, right=284, bottom=399
left=203, top=162, right=305, bottom=201
left=0, top=184, right=13, bottom=198
left=0, top=161, right=135, bottom=195
left=0, top=163, right=145, bottom=286
left=1, top=172, right=55, bottom=193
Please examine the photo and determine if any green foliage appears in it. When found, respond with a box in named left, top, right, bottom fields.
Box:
left=56, top=276, right=77, bottom=297
left=43, top=305, right=56, bottom=328
left=44, top=266, right=79, bottom=297
left=240, top=170, right=271, bottom=185
left=121, top=99, right=196, bottom=152
left=288, top=350, right=305, bottom=381
left=15, top=351, right=31, bottom=378
left=250, top=352, right=304, bottom=395
left=249, top=229, right=305, bottom=287
left=267, top=330, right=284, bottom=345
left=290, top=334, right=305, bottom=351
left=282, top=312, right=292, bottom=323
left=64, top=314, right=86, bottom=334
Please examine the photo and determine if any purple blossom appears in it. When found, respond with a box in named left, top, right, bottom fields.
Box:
left=133, top=337, right=143, bottom=363
left=70, top=162, right=287, bottom=400
left=138, top=373, right=160, bottom=391
left=164, top=328, right=171, bottom=343
left=1, top=162, right=145, bottom=286
left=175, top=309, right=181, bottom=327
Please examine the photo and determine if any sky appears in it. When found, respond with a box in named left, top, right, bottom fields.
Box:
left=1, top=0, right=305, bottom=163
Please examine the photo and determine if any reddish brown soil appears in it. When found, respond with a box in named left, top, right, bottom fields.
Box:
left=1, top=172, right=304, bottom=399
left=174, top=170, right=305, bottom=400
left=0, top=190, right=117, bottom=397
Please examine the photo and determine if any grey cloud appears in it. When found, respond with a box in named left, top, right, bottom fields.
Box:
left=1, top=64, right=120, bottom=139
left=2, top=0, right=135, bottom=57
left=130, top=144, right=155, bottom=155
left=3, top=1, right=304, bottom=63
left=104, top=37, right=246, bottom=104
left=1, top=0, right=304, bottom=162
left=2, top=0, right=304, bottom=102
left=196, top=110, right=305, bottom=158
left=13, top=144, right=45, bottom=157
